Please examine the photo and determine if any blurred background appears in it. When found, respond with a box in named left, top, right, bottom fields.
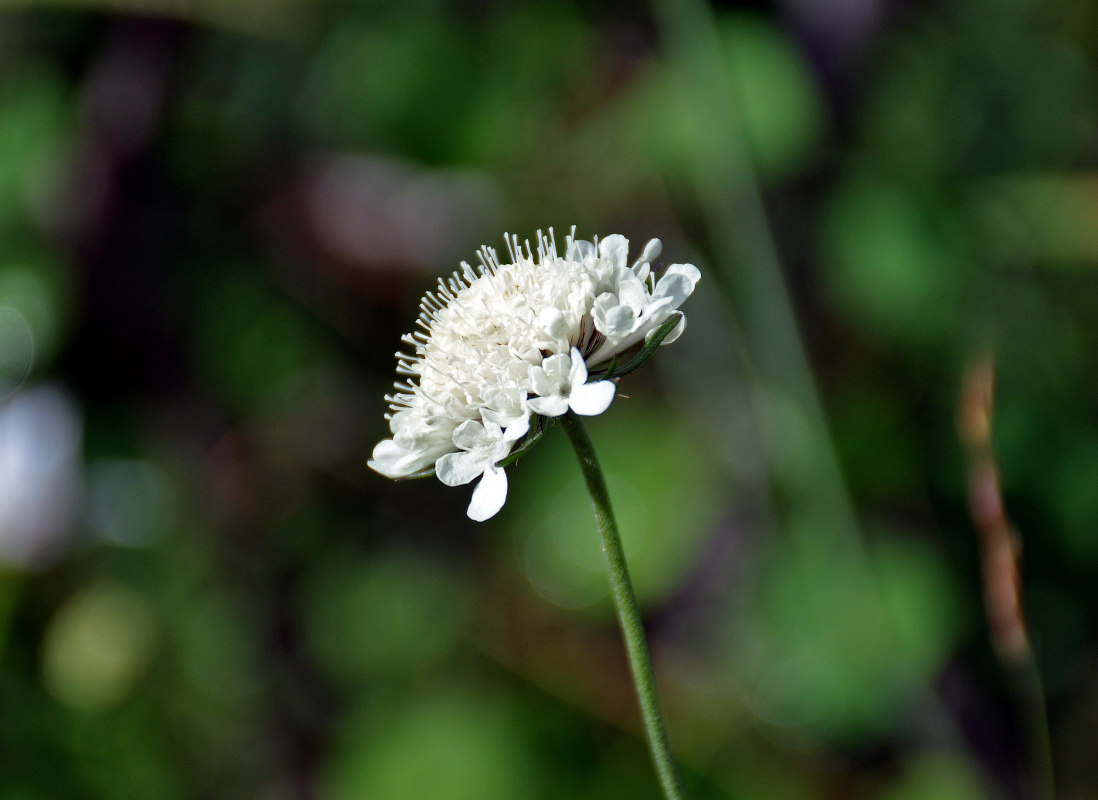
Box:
left=1, top=0, right=1097, bottom=798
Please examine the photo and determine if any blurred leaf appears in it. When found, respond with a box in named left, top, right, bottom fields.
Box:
left=172, top=588, right=264, bottom=706
left=0, top=574, right=21, bottom=663
left=0, top=251, right=71, bottom=368
left=738, top=528, right=962, bottom=740
left=322, top=688, right=540, bottom=800
left=971, top=174, right=1098, bottom=267
left=192, top=273, right=320, bottom=412
left=70, top=704, right=185, bottom=800
left=720, top=14, right=827, bottom=179
left=858, top=30, right=955, bottom=177
left=877, top=752, right=986, bottom=800
left=1036, top=431, right=1098, bottom=563
left=820, top=173, right=969, bottom=346
left=302, top=547, right=471, bottom=681
left=0, top=63, right=70, bottom=233
left=830, top=385, right=921, bottom=504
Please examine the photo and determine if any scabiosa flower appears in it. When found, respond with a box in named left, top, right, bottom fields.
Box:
left=369, top=228, right=700, bottom=520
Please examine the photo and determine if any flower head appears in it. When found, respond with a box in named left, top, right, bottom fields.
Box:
left=369, top=228, right=700, bottom=520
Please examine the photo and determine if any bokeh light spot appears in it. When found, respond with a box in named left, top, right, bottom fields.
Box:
left=86, top=459, right=176, bottom=548
left=41, top=581, right=158, bottom=713
left=0, top=386, right=81, bottom=568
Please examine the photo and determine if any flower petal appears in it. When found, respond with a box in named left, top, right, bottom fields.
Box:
left=633, top=238, right=662, bottom=271
left=651, top=263, right=701, bottom=307
left=617, top=277, right=648, bottom=312
left=646, top=311, right=686, bottom=346
left=392, top=415, right=453, bottom=451
left=598, top=234, right=629, bottom=271
left=451, top=419, right=494, bottom=451
left=593, top=302, right=636, bottom=339
left=479, top=408, right=528, bottom=440
left=368, top=438, right=435, bottom=478
left=435, top=450, right=488, bottom=487
left=542, top=353, right=571, bottom=386
left=538, top=306, right=571, bottom=344
left=467, top=464, right=508, bottom=521
left=528, top=394, right=570, bottom=417
left=482, top=386, right=526, bottom=422
left=528, top=366, right=555, bottom=398
left=566, top=238, right=595, bottom=263
left=502, top=415, right=530, bottom=443
left=567, top=347, right=588, bottom=388
left=569, top=380, right=616, bottom=416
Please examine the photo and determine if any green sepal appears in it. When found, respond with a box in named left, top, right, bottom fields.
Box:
left=395, top=464, right=438, bottom=481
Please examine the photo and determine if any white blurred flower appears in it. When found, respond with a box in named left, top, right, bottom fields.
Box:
left=0, top=386, right=82, bottom=567
left=369, top=228, right=700, bottom=520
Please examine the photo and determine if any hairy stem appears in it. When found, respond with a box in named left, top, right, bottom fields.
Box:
left=560, top=411, right=687, bottom=800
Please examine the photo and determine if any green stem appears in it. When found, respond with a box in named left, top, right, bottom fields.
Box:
left=559, top=411, right=688, bottom=800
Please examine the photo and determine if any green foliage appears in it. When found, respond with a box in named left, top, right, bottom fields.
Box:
left=1, top=0, right=1096, bottom=798
left=322, top=687, right=541, bottom=800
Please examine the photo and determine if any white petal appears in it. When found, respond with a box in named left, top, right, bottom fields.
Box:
left=528, top=394, right=570, bottom=417
left=567, top=347, right=588, bottom=388
left=593, top=303, right=636, bottom=338
left=542, top=352, right=571, bottom=386
left=633, top=238, right=662, bottom=270
left=452, top=419, right=494, bottom=451
left=538, top=307, right=570, bottom=342
left=482, top=386, right=526, bottom=420
left=617, top=277, right=648, bottom=312
left=569, top=381, right=616, bottom=416
left=435, top=450, right=487, bottom=487
left=368, top=439, right=433, bottom=478
left=566, top=238, right=596, bottom=263
left=651, top=263, right=701, bottom=308
left=467, top=465, right=508, bottom=521
left=483, top=407, right=530, bottom=437
left=529, top=365, right=556, bottom=397
left=392, top=416, right=450, bottom=450
left=646, top=311, right=686, bottom=346
left=387, top=409, right=415, bottom=434
left=592, top=292, right=618, bottom=315
left=585, top=338, right=622, bottom=368
left=642, top=294, right=677, bottom=319
left=598, top=234, right=629, bottom=270
left=502, top=414, right=530, bottom=442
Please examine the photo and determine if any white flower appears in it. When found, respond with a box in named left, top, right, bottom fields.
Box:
left=368, top=228, right=700, bottom=520
left=435, top=413, right=529, bottom=522
left=528, top=347, right=615, bottom=417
